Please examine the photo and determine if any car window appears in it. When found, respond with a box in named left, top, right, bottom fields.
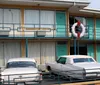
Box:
left=6, top=61, right=36, bottom=68
left=73, top=58, right=94, bottom=63
left=57, top=57, right=66, bottom=64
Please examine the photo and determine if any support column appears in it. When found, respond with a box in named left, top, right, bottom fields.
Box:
left=66, top=10, right=70, bottom=55
left=68, top=40, right=70, bottom=55
left=21, top=8, right=25, bottom=57
left=21, top=8, right=25, bottom=36
left=21, top=40, right=25, bottom=57
left=74, top=38, right=76, bottom=55
left=94, top=17, right=97, bottom=60
left=66, top=10, right=69, bottom=36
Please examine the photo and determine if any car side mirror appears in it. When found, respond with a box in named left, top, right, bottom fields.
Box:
left=56, top=60, right=59, bottom=63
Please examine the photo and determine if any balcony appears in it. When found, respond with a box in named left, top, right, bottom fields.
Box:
left=0, top=23, right=91, bottom=39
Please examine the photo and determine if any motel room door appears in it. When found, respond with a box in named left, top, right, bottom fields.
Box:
left=56, top=11, right=66, bottom=37
left=56, top=42, right=67, bottom=59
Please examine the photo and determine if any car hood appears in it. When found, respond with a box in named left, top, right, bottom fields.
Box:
left=2, top=67, right=39, bottom=75
left=73, top=62, right=100, bottom=70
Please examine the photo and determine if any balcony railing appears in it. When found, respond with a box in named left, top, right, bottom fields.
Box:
left=0, top=23, right=91, bottom=39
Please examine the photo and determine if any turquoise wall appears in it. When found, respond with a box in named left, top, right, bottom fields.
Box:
left=87, top=44, right=94, bottom=58
left=96, top=44, right=100, bottom=62
left=56, top=11, right=66, bottom=37
left=56, top=43, right=67, bottom=59
left=86, top=18, right=94, bottom=39
left=96, top=19, right=100, bottom=39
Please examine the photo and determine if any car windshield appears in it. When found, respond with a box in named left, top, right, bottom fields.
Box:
left=6, top=61, right=36, bottom=68
left=73, top=58, right=95, bottom=63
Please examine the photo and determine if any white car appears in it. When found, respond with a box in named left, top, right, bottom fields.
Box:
left=46, top=55, right=100, bottom=79
left=1, top=58, right=42, bottom=85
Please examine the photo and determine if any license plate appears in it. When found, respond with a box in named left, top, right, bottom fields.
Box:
left=17, top=83, right=25, bottom=85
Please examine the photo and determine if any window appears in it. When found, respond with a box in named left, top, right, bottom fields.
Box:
left=6, top=61, right=36, bottom=68
left=73, top=58, right=94, bottom=63
left=57, top=57, right=66, bottom=64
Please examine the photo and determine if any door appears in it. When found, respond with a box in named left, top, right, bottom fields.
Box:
left=56, top=11, right=66, bottom=37
left=96, top=44, right=100, bottom=62
left=86, top=18, right=94, bottom=39
left=52, top=57, right=65, bottom=73
left=96, top=19, right=100, bottom=39
left=87, top=44, right=94, bottom=58
left=56, top=42, right=67, bottom=59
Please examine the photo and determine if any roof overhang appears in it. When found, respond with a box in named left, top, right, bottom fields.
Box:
left=0, top=0, right=90, bottom=8
left=79, top=7, right=100, bottom=17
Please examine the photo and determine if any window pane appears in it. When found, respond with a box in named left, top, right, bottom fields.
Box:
left=73, top=58, right=94, bottom=63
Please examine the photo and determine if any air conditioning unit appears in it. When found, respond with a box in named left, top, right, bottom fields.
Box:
left=0, top=32, right=9, bottom=37
left=36, top=31, right=46, bottom=37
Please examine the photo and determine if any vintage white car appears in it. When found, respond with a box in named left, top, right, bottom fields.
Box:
left=1, top=58, right=42, bottom=85
left=46, top=55, right=100, bottom=79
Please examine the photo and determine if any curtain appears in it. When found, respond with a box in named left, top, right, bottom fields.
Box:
left=4, top=42, right=21, bottom=64
left=40, top=10, right=55, bottom=37
left=28, top=42, right=40, bottom=65
left=41, top=42, right=55, bottom=64
left=24, top=10, right=55, bottom=37
left=3, top=9, right=21, bottom=37
left=24, top=10, right=39, bottom=27
left=28, top=42, right=55, bottom=65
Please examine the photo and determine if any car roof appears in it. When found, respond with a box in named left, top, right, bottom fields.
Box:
left=60, top=55, right=93, bottom=59
left=7, top=58, right=36, bottom=63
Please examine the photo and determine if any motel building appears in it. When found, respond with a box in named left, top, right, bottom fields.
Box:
left=0, top=0, right=100, bottom=67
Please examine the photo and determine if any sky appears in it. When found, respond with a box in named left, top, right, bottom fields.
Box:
left=88, top=0, right=100, bottom=9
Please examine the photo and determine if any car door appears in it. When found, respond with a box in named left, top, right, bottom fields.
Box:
left=51, top=57, right=64, bottom=73
left=58, top=57, right=68, bottom=76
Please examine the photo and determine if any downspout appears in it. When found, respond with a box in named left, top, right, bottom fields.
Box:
left=67, top=0, right=76, bottom=36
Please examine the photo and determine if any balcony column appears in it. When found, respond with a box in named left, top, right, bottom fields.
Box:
left=21, top=8, right=25, bottom=36
left=21, top=39, right=25, bottom=57
left=66, top=10, right=70, bottom=55
left=66, top=10, right=69, bottom=36
left=21, top=8, right=26, bottom=57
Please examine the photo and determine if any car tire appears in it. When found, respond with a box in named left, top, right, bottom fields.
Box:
left=38, top=81, right=42, bottom=85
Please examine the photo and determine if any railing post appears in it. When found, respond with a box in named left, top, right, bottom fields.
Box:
left=13, top=24, right=14, bottom=38
left=25, top=38, right=28, bottom=57
left=58, top=72, right=60, bottom=85
left=74, top=38, right=76, bottom=55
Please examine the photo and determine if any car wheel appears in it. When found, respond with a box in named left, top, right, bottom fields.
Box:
left=47, top=66, right=51, bottom=72
left=38, top=81, right=42, bottom=85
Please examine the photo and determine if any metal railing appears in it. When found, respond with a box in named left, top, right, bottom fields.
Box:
left=0, top=23, right=90, bottom=39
